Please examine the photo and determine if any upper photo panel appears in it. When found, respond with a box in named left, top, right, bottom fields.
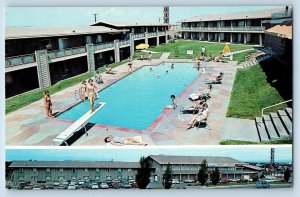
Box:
left=5, top=6, right=293, bottom=146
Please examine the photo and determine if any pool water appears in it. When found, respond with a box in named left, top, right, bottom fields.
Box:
left=57, top=62, right=202, bottom=130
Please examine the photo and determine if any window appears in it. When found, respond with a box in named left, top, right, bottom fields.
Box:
left=18, top=177, right=25, bottom=181
left=106, top=176, right=112, bottom=180
left=118, top=169, right=122, bottom=172
left=85, top=36, right=92, bottom=44
left=127, top=169, right=132, bottom=172
left=18, top=168, right=24, bottom=173
left=83, top=176, right=89, bottom=180
left=95, top=176, right=100, bottom=180
left=96, top=35, right=102, bottom=43
left=32, top=168, right=37, bottom=173
left=58, top=176, right=64, bottom=180
left=96, top=169, right=100, bottom=172
left=84, top=168, right=89, bottom=172
left=46, top=177, right=51, bottom=182
left=46, top=168, right=51, bottom=173
left=31, top=176, right=37, bottom=180
left=72, top=169, right=76, bottom=173
left=59, top=168, right=63, bottom=173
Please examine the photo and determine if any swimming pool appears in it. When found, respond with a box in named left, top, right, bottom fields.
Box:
left=57, top=62, right=202, bottom=130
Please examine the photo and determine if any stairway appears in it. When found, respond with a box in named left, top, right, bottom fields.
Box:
left=240, top=49, right=271, bottom=68
left=255, top=108, right=292, bottom=142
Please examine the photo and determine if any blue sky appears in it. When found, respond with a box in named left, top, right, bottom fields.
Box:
left=6, top=147, right=292, bottom=163
left=5, top=6, right=282, bottom=27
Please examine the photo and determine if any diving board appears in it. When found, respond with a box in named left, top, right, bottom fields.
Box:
left=53, top=102, right=106, bottom=146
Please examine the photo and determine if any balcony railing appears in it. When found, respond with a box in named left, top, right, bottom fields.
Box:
left=94, top=42, right=114, bottom=51
left=133, top=33, right=145, bottom=39
left=5, top=54, right=35, bottom=68
left=48, top=46, right=86, bottom=59
left=179, top=26, right=265, bottom=32
left=119, top=40, right=130, bottom=46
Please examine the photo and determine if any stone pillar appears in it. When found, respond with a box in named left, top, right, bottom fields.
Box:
left=218, top=33, right=221, bottom=42
left=86, top=43, right=95, bottom=73
left=114, top=40, right=120, bottom=63
left=244, top=34, right=247, bottom=44
left=145, top=32, right=148, bottom=44
left=230, top=33, right=233, bottom=43
left=165, top=33, right=168, bottom=43
left=35, top=49, right=51, bottom=89
left=259, top=34, right=263, bottom=46
left=156, top=36, right=160, bottom=46
left=208, top=32, right=210, bottom=41
left=131, top=28, right=135, bottom=34
left=130, top=33, right=135, bottom=57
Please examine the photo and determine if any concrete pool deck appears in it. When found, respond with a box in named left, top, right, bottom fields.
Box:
left=5, top=59, right=258, bottom=146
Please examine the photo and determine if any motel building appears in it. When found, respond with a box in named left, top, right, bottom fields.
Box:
left=5, top=23, right=169, bottom=98
left=178, top=8, right=288, bottom=46
left=7, top=155, right=262, bottom=186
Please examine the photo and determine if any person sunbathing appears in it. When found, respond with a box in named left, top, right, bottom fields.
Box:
left=106, top=66, right=114, bottom=74
left=104, top=135, right=147, bottom=146
left=186, top=103, right=209, bottom=130
left=206, top=72, right=223, bottom=83
left=183, top=100, right=205, bottom=110
left=95, top=71, right=104, bottom=84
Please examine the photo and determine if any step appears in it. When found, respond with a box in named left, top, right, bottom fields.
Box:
left=270, top=113, right=289, bottom=138
left=255, top=117, right=270, bottom=142
left=285, top=108, right=293, bottom=120
left=263, top=115, right=280, bottom=140
left=278, top=110, right=293, bottom=135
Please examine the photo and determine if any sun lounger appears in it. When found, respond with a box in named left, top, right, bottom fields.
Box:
left=205, top=72, right=224, bottom=84
left=180, top=107, right=199, bottom=114
left=53, top=102, right=106, bottom=146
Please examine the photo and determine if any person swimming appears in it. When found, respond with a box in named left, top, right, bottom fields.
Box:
left=150, top=67, right=153, bottom=71
left=171, top=63, right=174, bottom=69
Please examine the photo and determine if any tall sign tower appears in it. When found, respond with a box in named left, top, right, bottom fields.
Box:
left=163, top=6, right=169, bottom=24
left=270, top=148, right=275, bottom=165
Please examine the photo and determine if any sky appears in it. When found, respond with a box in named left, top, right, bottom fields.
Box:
left=5, top=6, right=283, bottom=27
left=6, top=147, right=292, bottom=163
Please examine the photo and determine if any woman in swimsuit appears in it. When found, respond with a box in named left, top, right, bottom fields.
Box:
left=44, top=90, right=54, bottom=118
left=104, top=135, right=147, bottom=146
left=87, top=79, right=98, bottom=112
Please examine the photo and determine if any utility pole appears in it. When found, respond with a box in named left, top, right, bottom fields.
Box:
left=92, top=14, right=98, bottom=23
left=157, top=17, right=162, bottom=23
left=163, top=6, right=169, bottom=24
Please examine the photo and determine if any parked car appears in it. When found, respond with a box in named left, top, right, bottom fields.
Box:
left=112, top=182, right=121, bottom=189
left=130, top=182, right=138, bottom=188
left=57, top=184, right=67, bottom=189
left=228, top=179, right=238, bottom=182
left=237, top=179, right=248, bottom=183
left=32, top=185, right=41, bottom=190
left=99, top=182, right=109, bottom=189
left=67, top=183, right=77, bottom=190
left=53, top=181, right=60, bottom=186
left=44, top=185, right=54, bottom=189
left=184, top=179, right=195, bottom=183
left=256, top=181, right=270, bottom=188
left=172, top=179, right=180, bottom=184
left=91, top=183, right=99, bottom=189
left=78, top=180, right=85, bottom=185
left=206, top=179, right=212, bottom=185
left=81, top=181, right=92, bottom=189
left=121, top=182, right=132, bottom=189
left=219, top=178, right=230, bottom=184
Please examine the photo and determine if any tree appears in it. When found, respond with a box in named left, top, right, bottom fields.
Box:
left=284, top=168, right=291, bottom=182
left=198, top=159, right=208, bottom=186
left=136, top=156, right=152, bottom=189
left=211, top=168, right=220, bottom=185
left=163, top=163, right=173, bottom=189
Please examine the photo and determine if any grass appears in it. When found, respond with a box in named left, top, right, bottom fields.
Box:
left=226, top=63, right=287, bottom=119
left=149, top=40, right=253, bottom=59
left=233, top=49, right=257, bottom=64
left=220, top=137, right=292, bottom=145
left=133, top=50, right=162, bottom=59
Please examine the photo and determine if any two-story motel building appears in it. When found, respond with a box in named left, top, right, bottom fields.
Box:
left=7, top=155, right=262, bottom=186
left=5, top=23, right=169, bottom=98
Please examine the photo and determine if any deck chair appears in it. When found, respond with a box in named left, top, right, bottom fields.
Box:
left=205, top=72, right=224, bottom=84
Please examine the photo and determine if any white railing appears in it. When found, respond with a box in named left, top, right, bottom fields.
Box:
left=261, top=99, right=292, bottom=116
left=119, top=40, right=130, bottom=46
left=48, top=46, right=86, bottom=59
left=179, top=26, right=265, bottom=32
left=5, top=53, right=36, bottom=67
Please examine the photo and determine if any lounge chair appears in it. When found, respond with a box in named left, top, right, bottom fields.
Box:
left=52, top=102, right=106, bottom=146
left=180, top=106, right=200, bottom=114
left=205, top=72, right=224, bottom=84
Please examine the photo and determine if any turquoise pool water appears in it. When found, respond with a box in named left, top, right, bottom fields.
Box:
left=57, top=62, right=202, bottom=130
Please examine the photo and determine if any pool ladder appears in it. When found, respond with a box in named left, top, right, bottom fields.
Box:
left=74, top=89, right=81, bottom=100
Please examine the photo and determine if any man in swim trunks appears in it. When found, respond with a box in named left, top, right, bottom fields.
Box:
left=44, top=90, right=54, bottom=118
left=87, top=79, right=99, bottom=112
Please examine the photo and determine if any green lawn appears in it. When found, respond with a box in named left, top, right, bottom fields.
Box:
left=149, top=40, right=253, bottom=59
left=133, top=50, right=162, bottom=59
left=233, top=49, right=257, bottom=64
left=226, top=64, right=287, bottom=119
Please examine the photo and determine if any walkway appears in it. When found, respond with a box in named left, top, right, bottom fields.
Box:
left=160, top=53, right=171, bottom=60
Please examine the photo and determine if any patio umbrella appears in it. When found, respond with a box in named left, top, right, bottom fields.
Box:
left=136, top=43, right=149, bottom=50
